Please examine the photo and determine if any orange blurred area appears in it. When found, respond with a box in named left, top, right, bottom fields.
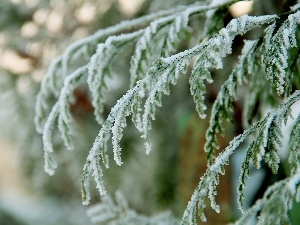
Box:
left=0, top=137, right=29, bottom=196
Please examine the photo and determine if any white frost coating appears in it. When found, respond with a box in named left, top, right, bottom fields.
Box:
left=35, top=1, right=300, bottom=222
left=141, top=62, right=186, bottom=155
left=182, top=120, right=261, bottom=224
left=130, top=1, right=240, bottom=87
left=262, top=115, right=275, bottom=149
left=219, top=27, right=231, bottom=44
left=239, top=40, right=256, bottom=80
left=82, top=168, right=92, bottom=205
left=36, top=3, right=194, bottom=134
left=144, top=25, right=152, bottom=43
left=175, top=13, right=183, bottom=33
left=32, top=1, right=300, bottom=222
left=260, top=10, right=299, bottom=95
left=288, top=10, right=300, bottom=47
left=59, top=66, right=88, bottom=124
left=110, top=88, right=140, bottom=165
left=87, top=30, right=143, bottom=124
left=205, top=39, right=257, bottom=161
left=60, top=4, right=192, bottom=77
left=188, top=15, right=276, bottom=121
left=43, top=102, right=59, bottom=175
left=283, top=29, right=292, bottom=48
left=44, top=153, right=57, bottom=176
left=210, top=124, right=259, bottom=172
left=230, top=19, right=238, bottom=32
left=82, top=11, right=275, bottom=214
left=251, top=114, right=275, bottom=169
left=92, top=157, right=107, bottom=196
left=48, top=56, right=64, bottom=95
left=235, top=180, right=286, bottom=224
left=281, top=11, right=300, bottom=49
left=58, top=65, right=88, bottom=150
left=236, top=169, right=300, bottom=225
left=81, top=83, right=145, bottom=204
left=278, top=49, right=288, bottom=68
left=184, top=92, right=300, bottom=224
left=290, top=3, right=300, bottom=11
left=239, top=14, right=248, bottom=31
left=35, top=55, right=63, bottom=133
left=130, top=15, right=176, bottom=87
left=164, top=14, right=276, bottom=66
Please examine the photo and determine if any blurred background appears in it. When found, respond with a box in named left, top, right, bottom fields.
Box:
left=0, top=1, right=143, bottom=224
left=0, top=0, right=299, bottom=224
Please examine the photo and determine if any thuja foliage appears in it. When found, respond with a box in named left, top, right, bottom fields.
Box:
left=35, top=0, right=300, bottom=224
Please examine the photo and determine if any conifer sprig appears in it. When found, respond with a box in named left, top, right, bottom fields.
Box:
left=35, top=1, right=300, bottom=224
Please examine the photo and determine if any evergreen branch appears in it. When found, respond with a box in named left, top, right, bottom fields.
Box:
left=288, top=113, right=300, bottom=175
left=35, top=0, right=239, bottom=138
left=41, top=66, right=88, bottom=176
left=242, top=68, right=264, bottom=128
left=32, top=1, right=300, bottom=224
left=260, top=10, right=300, bottom=95
left=88, top=30, right=144, bottom=124
left=206, top=8, right=300, bottom=165
left=34, top=3, right=199, bottom=133
left=80, top=0, right=248, bottom=203
left=129, top=14, right=179, bottom=88
left=61, top=4, right=198, bottom=78
left=189, top=14, right=276, bottom=120
left=141, top=14, right=277, bottom=155
left=81, top=82, right=145, bottom=204
left=35, top=56, right=63, bottom=133
left=238, top=91, right=300, bottom=212
left=58, top=65, right=88, bottom=150
left=234, top=172, right=300, bottom=225
left=79, top=12, right=277, bottom=206
left=42, top=102, right=59, bottom=175
left=129, top=1, right=229, bottom=87
left=205, top=40, right=258, bottom=165
left=182, top=90, right=300, bottom=223
left=182, top=120, right=261, bottom=224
